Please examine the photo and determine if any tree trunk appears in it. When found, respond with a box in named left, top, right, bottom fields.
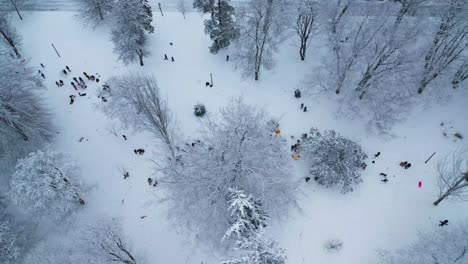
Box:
left=138, top=49, right=144, bottom=66
left=433, top=192, right=450, bottom=206
left=0, top=28, right=21, bottom=58
left=10, top=0, right=23, bottom=20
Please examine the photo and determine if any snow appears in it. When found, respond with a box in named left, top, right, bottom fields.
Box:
left=12, top=10, right=468, bottom=263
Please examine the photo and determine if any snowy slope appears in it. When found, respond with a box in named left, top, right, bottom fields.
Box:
left=13, top=11, right=468, bottom=264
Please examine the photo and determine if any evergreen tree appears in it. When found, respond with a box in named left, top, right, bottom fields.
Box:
left=204, top=0, right=240, bottom=54
left=223, top=188, right=269, bottom=241
left=111, top=0, right=154, bottom=66
left=193, top=0, right=216, bottom=19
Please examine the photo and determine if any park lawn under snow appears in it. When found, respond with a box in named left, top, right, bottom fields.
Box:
left=13, top=10, right=468, bottom=264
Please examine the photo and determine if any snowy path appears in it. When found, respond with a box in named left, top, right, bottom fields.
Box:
left=14, top=11, right=468, bottom=264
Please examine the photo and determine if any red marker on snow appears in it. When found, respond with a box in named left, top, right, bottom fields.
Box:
left=418, top=181, right=422, bottom=188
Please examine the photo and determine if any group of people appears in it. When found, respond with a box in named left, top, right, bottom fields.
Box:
left=134, top=148, right=145, bottom=155
left=164, top=42, right=175, bottom=62
left=53, top=66, right=102, bottom=104
left=294, top=89, right=308, bottom=112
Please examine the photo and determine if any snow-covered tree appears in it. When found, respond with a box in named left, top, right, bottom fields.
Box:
left=417, top=1, right=468, bottom=94
left=378, top=221, right=468, bottom=264
left=299, top=128, right=367, bottom=194
left=0, top=12, right=22, bottom=58
left=452, top=59, right=468, bottom=89
left=99, top=74, right=175, bottom=155
left=162, top=98, right=297, bottom=245
left=193, top=0, right=215, bottom=19
left=9, top=150, right=85, bottom=221
left=86, top=220, right=140, bottom=264
left=111, top=0, right=154, bottom=66
left=76, top=0, right=114, bottom=28
left=204, top=0, right=239, bottom=54
left=223, top=188, right=269, bottom=241
left=0, top=220, right=20, bottom=264
left=234, top=0, right=290, bottom=80
left=177, top=0, right=187, bottom=19
left=293, top=0, right=317, bottom=61
left=433, top=149, right=468, bottom=206
left=0, top=52, right=53, bottom=172
left=222, top=232, right=286, bottom=264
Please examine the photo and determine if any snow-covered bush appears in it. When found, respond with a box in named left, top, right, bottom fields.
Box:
left=266, top=119, right=279, bottom=132
left=194, top=103, right=206, bottom=117
left=378, top=221, right=468, bottom=264
left=0, top=51, right=53, bottom=172
left=324, top=239, right=343, bottom=253
left=300, top=128, right=367, bottom=193
left=9, top=150, right=85, bottom=221
left=163, top=98, right=297, bottom=246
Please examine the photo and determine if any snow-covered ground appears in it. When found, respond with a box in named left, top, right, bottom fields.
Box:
left=14, top=11, right=468, bottom=263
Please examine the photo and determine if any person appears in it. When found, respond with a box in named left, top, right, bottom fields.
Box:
left=164, top=54, right=168, bottom=60
left=79, top=77, right=85, bottom=84
left=78, top=92, right=86, bottom=97
left=73, top=77, right=79, bottom=83
left=59, top=80, right=64, bottom=86
left=40, top=63, right=45, bottom=68
left=71, top=82, right=77, bottom=90
left=400, top=161, right=408, bottom=167
left=170, top=42, right=173, bottom=46
left=303, top=106, right=307, bottom=112
left=66, top=65, right=71, bottom=72
left=83, top=72, right=90, bottom=80
left=404, top=163, right=412, bottom=169
left=374, top=152, right=381, bottom=158
left=300, top=103, right=304, bottom=109
left=380, top=173, right=387, bottom=177
left=62, top=69, right=67, bottom=75
left=226, top=55, right=229, bottom=61
left=124, top=172, right=130, bottom=179
left=152, top=179, right=158, bottom=187
left=55, top=81, right=60, bottom=87
left=205, top=81, right=211, bottom=87
left=122, top=135, right=127, bottom=141
left=147, top=178, right=153, bottom=186
left=96, top=78, right=99, bottom=83
left=69, top=95, right=76, bottom=105
left=439, top=220, right=448, bottom=226
left=171, top=56, right=175, bottom=62
left=305, top=177, right=311, bottom=182
left=381, top=178, right=389, bottom=183
left=294, top=89, right=301, bottom=98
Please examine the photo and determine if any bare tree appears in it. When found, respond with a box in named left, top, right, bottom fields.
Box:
left=354, top=0, right=423, bottom=100
left=87, top=221, right=138, bottom=264
left=100, top=74, right=175, bottom=156
left=76, top=0, right=114, bottom=29
left=452, top=59, right=468, bottom=89
left=417, top=1, right=468, bottom=94
left=234, top=0, right=290, bottom=80
left=294, top=0, right=317, bottom=61
left=177, top=0, right=187, bottom=19
left=0, top=13, right=21, bottom=58
left=433, top=149, right=468, bottom=206
left=0, top=51, right=53, bottom=171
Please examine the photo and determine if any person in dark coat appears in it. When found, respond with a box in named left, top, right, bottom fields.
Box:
left=40, top=63, right=45, bottom=68
left=300, top=103, right=304, bottom=109
left=66, top=66, right=71, bottom=72
left=439, top=220, right=448, bottom=226
left=226, top=55, right=230, bottom=61
left=62, top=69, right=67, bottom=75
left=294, top=89, right=301, bottom=98
left=147, top=178, right=153, bottom=186
left=374, top=152, right=381, bottom=158
left=171, top=56, right=175, bottom=62
left=164, top=54, right=168, bottom=60
left=404, top=163, right=412, bottom=169
left=59, top=80, right=64, bottom=86
left=303, top=107, right=307, bottom=112
left=69, top=95, right=76, bottom=105
left=122, top=135, right=127, bottom=141
left=55, top=81, right=60, bottom=87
